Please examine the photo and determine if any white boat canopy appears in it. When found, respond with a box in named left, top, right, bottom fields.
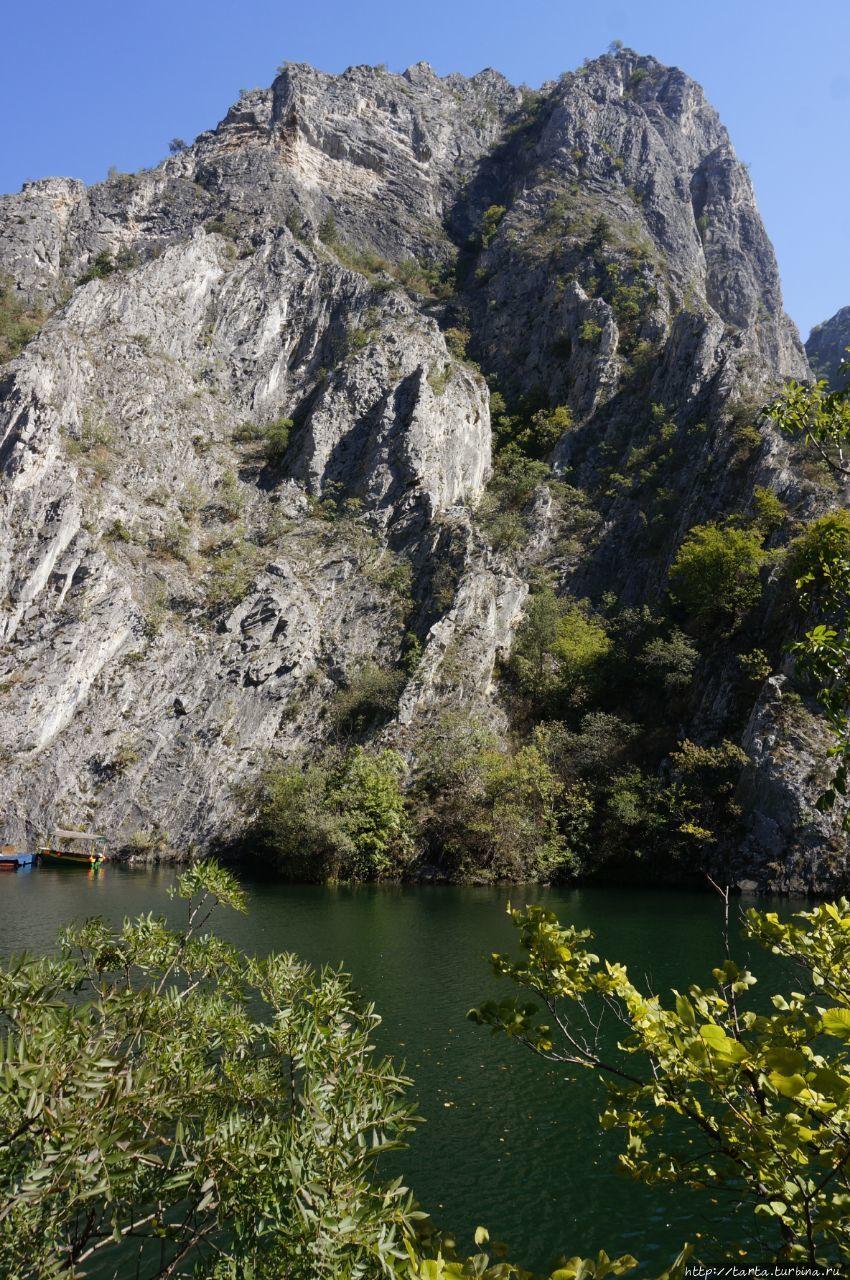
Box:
left=51, top=829, right=106, bottom=841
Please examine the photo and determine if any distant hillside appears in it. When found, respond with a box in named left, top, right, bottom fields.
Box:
left=806, top=306, right=850, bottom=388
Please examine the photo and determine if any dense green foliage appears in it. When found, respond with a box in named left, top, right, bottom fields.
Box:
left=471, top=897, right=850, bottom=1266
left=480, top=204, right=507, bottom=248
left=331, top=662, right=407, bottom=738
left=411, top=716, right=580, bottom=880
left=509, top=590, right=611, bottom=708
left=255, top=746, right=413, bottom=879
left=77, top=250, right=118, bottom=283
left=251, top=685, right=747, bottom=886
left=668, top=522, right=767, bottom=631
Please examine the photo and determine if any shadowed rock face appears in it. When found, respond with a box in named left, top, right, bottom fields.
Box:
left=0, top=49, right=844, bottom=889
left=806, top=306, right=850, bottom=389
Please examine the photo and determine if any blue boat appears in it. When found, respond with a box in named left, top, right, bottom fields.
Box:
left=0, top=850, right=37, bottom=870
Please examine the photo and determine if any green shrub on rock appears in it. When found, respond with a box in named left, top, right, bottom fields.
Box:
left=0, top=275, right=44, bottom=362
left=669, top=522, right=767, bottom=631
left=509, top=588, right=611, bottom=709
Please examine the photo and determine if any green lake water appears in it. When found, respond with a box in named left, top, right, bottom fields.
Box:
left=0, top=865, right=805, bottom=1271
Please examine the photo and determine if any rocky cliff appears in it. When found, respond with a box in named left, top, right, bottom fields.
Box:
left=1, top=49, right=846, bottom=889
left=806, top=306, right=850, bottom=389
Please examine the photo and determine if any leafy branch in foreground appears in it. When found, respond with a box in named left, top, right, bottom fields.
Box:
left=470, top=899, right=850, bottom=1267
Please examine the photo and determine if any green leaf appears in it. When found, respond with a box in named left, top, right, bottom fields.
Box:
left=762, top=1047, right=807, bottom=1075
left=698, top=1024, right=747, bottom=1062
left=675, top=994, right=695, bottom=1027
left=821, top=1007, right=850, bottom=1040
left=768, top=1071, right=806, bottom=1098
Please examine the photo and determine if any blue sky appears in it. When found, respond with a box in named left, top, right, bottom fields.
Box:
left=2, top=0, right=847, bottom=337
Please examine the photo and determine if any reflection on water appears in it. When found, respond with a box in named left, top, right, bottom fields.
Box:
left=0, top=865, right=804, bottom=1270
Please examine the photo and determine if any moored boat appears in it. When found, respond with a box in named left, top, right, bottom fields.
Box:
left=0, top=847, right=37, bottom=870
left=38, top=830, right=110, bottom=868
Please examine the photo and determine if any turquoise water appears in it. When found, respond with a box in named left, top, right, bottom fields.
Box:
left=0, top=865, right=801, bottom=1270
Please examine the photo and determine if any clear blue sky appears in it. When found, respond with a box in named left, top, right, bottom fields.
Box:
left=2, top=0, right=847, bottom=338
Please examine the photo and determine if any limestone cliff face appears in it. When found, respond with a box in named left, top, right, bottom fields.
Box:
left=806, top=306, right=850, bottom=389
left=0, top=50, right=844, bottom=886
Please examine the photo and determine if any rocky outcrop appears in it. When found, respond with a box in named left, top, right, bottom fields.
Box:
left=806, top=306, right=850, bottom=388
left=0, top=49, right=845, bottom=887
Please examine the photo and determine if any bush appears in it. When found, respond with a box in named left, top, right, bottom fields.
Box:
left=480, top=203, right=506, bottom=247
left=508, top=588, right=563, bottom=701
left=318, top=211, right=338, bottom=244
left=537, top=713, right=640, bottom=781
left=0, top=276, right=44, bottom=362
left=76, top=250, right=117, bottom=284
left=579, top=319, right=602, bottom=345
left=217, top=467, right=243, bottom=519
left=752, top=485, right=787, bottom=534
left=529, top=404, right=573, bottom=454
left=232, top=417, right=293, bottom=464
left=487, top=444, right=550, bottom=509
left=413, top=716, right=578, bottom=879
left=731, top=421, right=762, bottom=463
left=669, top=737, right=748, bottom=842
left=488, top=395, right=574, bottom=462
left=509, top=589, right=611, bottom=708
left=550, top=604, right=612, bottom=695
left=786, top=508, right=850, bottom=606
left=104, top=517, right=132, bottom=543
left=330, top=661, right=406, bottom=738
left=204, top=536, right=260, bottom=606
left=204, top=216, right=240, bottom=241
left=669, top=522, right=767, bottom=630
left=638, top=629, right=699, bottom=692
left=738, top=647, right=772, bottom=683
left=256, top=747, right=413, bottom=880
left=443, top=326, right=471, bottom=360
left=262, top=416, right=292, bottom=464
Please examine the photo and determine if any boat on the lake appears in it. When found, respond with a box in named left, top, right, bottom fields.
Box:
left=38, top=830, right=110, bottom=868
left=0, top=846, right=37, bottom=870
